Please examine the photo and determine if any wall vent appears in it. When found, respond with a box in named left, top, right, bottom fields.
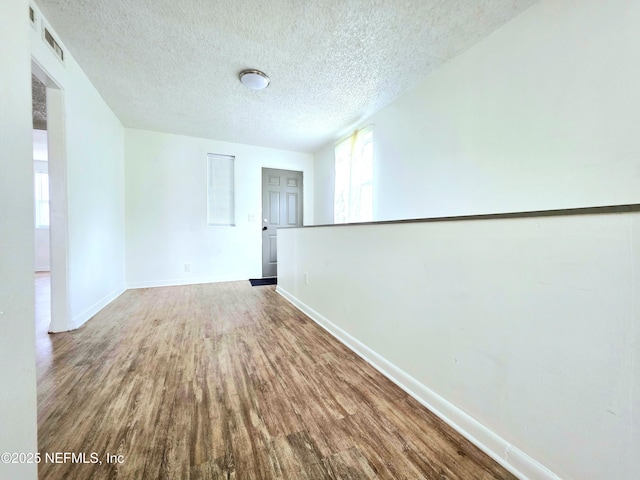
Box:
left=29, top=5, right=37, bottom=30
left=43, top=27, right=64, bottom=63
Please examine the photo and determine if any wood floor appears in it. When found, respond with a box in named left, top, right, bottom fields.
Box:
left=36, top=278, right=516, bottom=480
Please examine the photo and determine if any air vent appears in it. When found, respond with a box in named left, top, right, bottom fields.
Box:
left=44, top=27, right=64, bottom=62
left=29, top=5, right=37, bottom=30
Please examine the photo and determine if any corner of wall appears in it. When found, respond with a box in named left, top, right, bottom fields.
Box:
left=70, top=285, right=127, bottom=330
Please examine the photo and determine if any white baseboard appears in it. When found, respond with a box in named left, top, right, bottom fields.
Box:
left=71, top=285, right=126, bottom=330
left=127, top=275, right=248, bottom=290
left=276, top=286, right=560, bottom=480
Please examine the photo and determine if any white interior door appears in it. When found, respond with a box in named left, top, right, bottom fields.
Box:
left=262, top=168, right=303, bottom=277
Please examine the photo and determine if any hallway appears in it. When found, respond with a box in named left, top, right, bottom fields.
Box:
left=35, top=281, right=514, bottom=479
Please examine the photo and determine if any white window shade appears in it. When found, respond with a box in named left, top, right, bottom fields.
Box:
left=207, top=154, right=235, bottom=226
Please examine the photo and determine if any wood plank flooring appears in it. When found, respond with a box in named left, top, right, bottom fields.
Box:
left=36, top=280, right=516, bottom=480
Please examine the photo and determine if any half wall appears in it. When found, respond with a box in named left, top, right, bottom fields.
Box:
left=277, top=208, right=640, bottom=480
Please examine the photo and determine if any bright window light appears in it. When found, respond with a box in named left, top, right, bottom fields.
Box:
left=334, top=128, right=373, bottom=223
left=35, top=171, right=50, bottom=229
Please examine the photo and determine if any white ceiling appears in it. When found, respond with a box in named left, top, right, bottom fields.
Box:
left=36, top=0, right=537, bottom=153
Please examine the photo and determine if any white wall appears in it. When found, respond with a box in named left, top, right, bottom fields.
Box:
left=34, top=226, right=51, bottom=271
left=34, top=159, right=50, bottom=271
left=0, top=0, right=38, bottom=478
left=314, top=0, right=640, bottom=222
left=125, top=128, right=313, bottom=287
left=30, top=4, right=126, bottom=330
left=277, top=211, right=640, bottom=480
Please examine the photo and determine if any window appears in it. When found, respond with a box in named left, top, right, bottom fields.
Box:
left=207, top=153, right=235, bottom=226
left=35, top=171, right=50, bottom=228
left=334, top=128, right=373, bottom=223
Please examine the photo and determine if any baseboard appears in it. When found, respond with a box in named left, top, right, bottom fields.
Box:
left=276, top=286, right=560, bottom=480
left=127, top=275, right=248, bottom=290
left=71, top=285, right=126, bottom=330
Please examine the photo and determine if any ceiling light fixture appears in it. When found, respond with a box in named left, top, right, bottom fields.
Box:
left=239, top=69, right=270, bottom=90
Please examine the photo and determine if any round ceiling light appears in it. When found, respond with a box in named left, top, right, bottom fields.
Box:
left=239, top=69, right=270, bottom=90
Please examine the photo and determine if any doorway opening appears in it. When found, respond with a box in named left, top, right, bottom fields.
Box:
left=261, top=168, right=303, bottom=278
left=32, top=60, right=69, bottom=335
left=31, top=74, right=52, bottom=351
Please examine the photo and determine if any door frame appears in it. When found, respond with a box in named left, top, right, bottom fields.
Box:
left=32, top=59, right=70, bottom=333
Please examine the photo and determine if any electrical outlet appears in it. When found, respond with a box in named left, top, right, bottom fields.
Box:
left=184, top=263, right=191, bottom=272
left=304, top=272, right=309, bottom=285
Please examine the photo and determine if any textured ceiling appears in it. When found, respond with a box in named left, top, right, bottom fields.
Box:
left=32, top=74, right=47, bottom=130
left=35, top=0, right=537, bottom=153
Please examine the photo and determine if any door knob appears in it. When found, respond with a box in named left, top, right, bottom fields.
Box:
left=262, top=226, right=267, bottom=231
